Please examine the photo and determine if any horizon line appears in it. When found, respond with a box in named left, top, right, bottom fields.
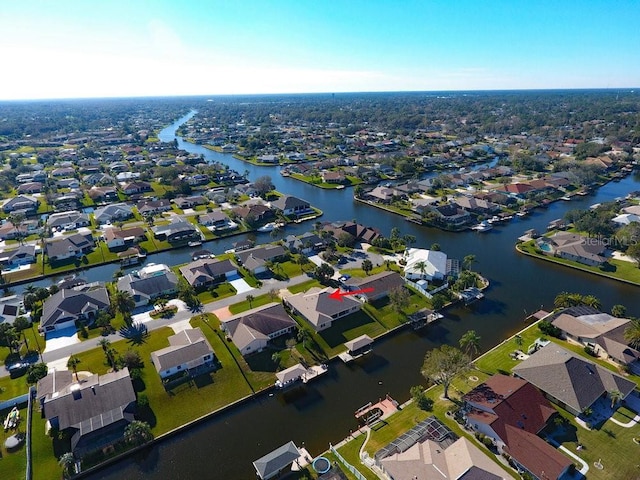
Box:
left=1, top=86, right=638, bottom=103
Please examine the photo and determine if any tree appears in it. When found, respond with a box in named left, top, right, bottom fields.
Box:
left=271, top=351, right=281, bottom=369
left=124, top=420, right=153, bottom=446
left=297, top=328, right=310, bottom=349
left=95, top=311, right=113, bottom=334
left=421, top=345, right=469, bottom=399
left=314, top=263, right=334, bottom=284
left=361, top=259, right=373, bottom=275
left=553, top=291, right=582, bottom=309
left=626, top=242, right=640, bottom=267
left=459, top=330, right=481, bottom=359
left=246, top=294, right=255, bottom=308
left=67, top=355, right=81, bottom=381
left=120, top=349, right=144, bottom=370
left=414, top=260, right=427, bottom=279
left=624, top=319, right=640, bottom=349
left=154, top=297, right=168, bottom=312
left=611, top=304, right=627, bottom=318
left=431, top=294, right=446, bottom=311
left=254, top=175, right=274, bottom=198
left=430, top=243, right=441, bottom=251
left=389, top=286, right=410, bottom=314
left=462, top=255, right=476, bottom=271
left=26, top=363, right=49, bottom=384
left=59, top=452, right=75, bottom=479
left=410, top=385, right=434, bottom=411
left=111, top=289, right=135, bottom=319
left=609, top=389, right=623, bottom=409
left=582, top=294, right=602, bottom=310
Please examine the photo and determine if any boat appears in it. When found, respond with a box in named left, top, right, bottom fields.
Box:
left=4, top=407, right=19, bottom=431
left=487, top=215, right=502, bottom=224
left=560, top=196, right=572, bottom=201
left=257, top=222, right=277, bottom=232
left=471, top=221, right=492, bottom=232
left=188, top=241, right=202, bottom=247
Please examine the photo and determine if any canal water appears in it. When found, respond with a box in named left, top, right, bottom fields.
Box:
left=69, top=111, right=640, bottom=479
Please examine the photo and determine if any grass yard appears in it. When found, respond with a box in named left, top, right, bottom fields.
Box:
left=228, top=293, right=277, bottom=314
left=196, top=283, right=237, bottom=304
left=315, top=310, right=387, bottom=358
left=0, top=405, right=29, bottom=480
left=287, top=278, right=321, bottom=294
left=336, top=433, right=378, bottom=480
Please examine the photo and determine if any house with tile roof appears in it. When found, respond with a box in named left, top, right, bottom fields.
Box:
left=284, top=287, right=361, bottom=332
left=221, top=303, right=297, bottom=356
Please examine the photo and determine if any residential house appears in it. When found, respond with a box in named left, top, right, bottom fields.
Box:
left=83, top=172, right=114, bottom=186
left=282, top=232, right=324, bottom=254
left=0, top=244, right=37, bottom=268
left=38, top=368, right=136, bottom=456
left=173, top=195, right=208, bottom=210
left=39, top=285, right=110, bottom=332
left=512, top=343, right=636, bottom=416
left=45, top=232, right=96, bottom=262
left=2, top=195, right=39, bottom=214
left=151, top=220, right=200, bottom=243
left=320, top=170, right=346, bottom=184
left=231, top=204, right=275, bottom=224
left=199, top=211, right=237, bottom=231
left=117, top=264, right=178, bottom=307
left=123, top=181, right=152, bottom=195
left=87, top=186, right=118, bottom=202
left=454, top=196, right=500, bottom=215
left=51, top=166, right=75, bottom=178
left=186, top=173, right=210, bottom=186
left=344, top=271, right=405, bottom=302
left=324, top=221, right=381, bottom=244
left=150, top=328, right=217, bottom=380
left=136, top=199, right=173, bottom=216
left=56, top=178, right=81, bottom=190
left=550, top=306, right=640, bottom=374
left=16, top=182, right=44, bottom=194
left=375, top=416, right=509, bottom=480
left=94, top=203, right=134, bottom=225
left=463, top=375, right=571, bottom=480
left=46, top=211, right=90, bottom=230
left=253, top=441, right=301, bottom=480
left=0, top=295, right=30, bottom=326
left=179, top=258, right=238, bottom=288
left=365, top=186, right=398, bottom=204
left=52, top=192, right=82, bottom=211
left=284, top=287, right=361, bottom=332
left=403, top=248, right=449, bottom=281
left=270, top=195, right=311, bottom=217
left=538, top=232, right=607, bottom=266
left=235, top=244, right=287, bottom=274
left=429, top=204, right=472, bottom=226
left=103, top=226, right=146, bottom=250
left=221, top=303, right=297, bottom=355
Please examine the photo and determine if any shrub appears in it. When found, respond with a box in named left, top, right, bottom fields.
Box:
left=584, top=346, right=597, bottom=357
left=137, top=393, right=149, bottom=407
left=538, top=320, right=561, bottom=338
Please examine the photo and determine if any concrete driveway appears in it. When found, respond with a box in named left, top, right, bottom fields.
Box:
left=44, top=327, right=80, bottom=353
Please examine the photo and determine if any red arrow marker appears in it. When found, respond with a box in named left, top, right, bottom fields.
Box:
left=329, top=288, right=374, bottom=301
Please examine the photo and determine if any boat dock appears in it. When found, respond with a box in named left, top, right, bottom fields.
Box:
left=275, top=363, right=328, bottom=389
left=355, top=394, right=399, bottom=426
left=408, top=309, right=443, bottom=330
left=338, top=334, right=373, bottom=363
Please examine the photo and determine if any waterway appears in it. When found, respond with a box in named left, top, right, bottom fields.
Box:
left=69, top=111, right=640, bottom=479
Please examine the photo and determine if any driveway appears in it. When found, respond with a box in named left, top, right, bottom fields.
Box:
left=43, top=327, right=80, bottom=353
left=227, top=273, right=254, bottom=294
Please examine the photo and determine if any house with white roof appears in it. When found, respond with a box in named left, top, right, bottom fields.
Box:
left=403, top=248, right=449, bottom=281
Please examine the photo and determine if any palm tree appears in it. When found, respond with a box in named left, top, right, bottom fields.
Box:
left=154, top=297, right=168, bottom=312
left=124, top=420, right=153, bottom=446
left=67, top=355, right=81, bottom=381
left=58, top=452, right=75, bottom=479
left=111, top=289, right=136, bottom=319
left=361, top=259, right=373, bottom=275
left=462, top=254, right=476, bottom=271
left=611, top=304, right=627, bottom=318
left=459, top=330, right=481, bottom=359
left=582, top=294, right=602, bottom=310
left=624, top=319, right=640, bottom=349
left=609, top=389, right=623, bottom=409
left=297, top=328, right=310, bottom=349
left=414, top=260, right=427, bottom=279
left=98, top=338, right=116, bottom=369
left=246, top=294, right=255, bottom=308
left=554, top=291, right=583, bottom=309
left=271, top=351, right=281, bottom=369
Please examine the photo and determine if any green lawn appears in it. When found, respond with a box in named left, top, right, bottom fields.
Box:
left=196, top=283, right=237, bottom=304
left=336, top=433, right=378, bottom=480
left=363, top=291, right=431, bottom=329
left=287, top=279, right=321, bottom=294
left=315, top=310, right=387, bottom=357
left=0, top=404, right=29, bottom=480
left=228, top=293, right=277, bottom=314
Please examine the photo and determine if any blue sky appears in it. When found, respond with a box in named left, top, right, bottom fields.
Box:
left=1, top=0, right=638, bottom=99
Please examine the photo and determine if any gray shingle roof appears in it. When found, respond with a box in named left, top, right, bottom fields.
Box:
left=253, top=441, right=300, bottom=480
left=179, top=258, right=237, bottom=286
left=150, top=328, right=214, bottom=373
left=40, top=286, right=109, bottom=328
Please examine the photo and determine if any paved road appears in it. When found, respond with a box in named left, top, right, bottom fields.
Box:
left=2, top=272, right=315, bottom=377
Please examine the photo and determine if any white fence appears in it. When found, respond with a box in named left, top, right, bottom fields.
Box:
left=330, top=444, right=368, bottom=480
left=405, top=279, right=449, bottom=299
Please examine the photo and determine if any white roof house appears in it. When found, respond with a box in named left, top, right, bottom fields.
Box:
left=403, top=248, right=448, bottom=281
left=612, top=213, right=640, bottom=225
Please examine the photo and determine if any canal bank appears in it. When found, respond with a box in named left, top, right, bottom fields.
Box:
left=74, top=112, right=640, bottom=479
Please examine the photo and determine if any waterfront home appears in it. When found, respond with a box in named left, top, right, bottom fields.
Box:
left=365, top=186, right=398, bottom=203
left=270, top=195, right=311, bottom=217
left=429, top=204, right=472, bottom=227
left=253, top=441, right=301, bottom=480
left=538, top=232, right=607, bottom=266
left=179, top=258, right=238, bottom=289
left=199, top=211, right=237, bottom=231
left=94, top=202, right=134, bottom=225
left=103, top=226, right=146, bottom=250
left=117, top=263, right=178, bottom=307
left=454, top=195, right=501, bottom=215
left=612, top=212, right=640, bottom=225
left=235, top=244, right=287, bottom=275
left=375, top=416, right=509, bottom=480
left=282, top=232, right=324, bottom=254
left=550, top=306, right=640, bottom=374
left=173, top=195, right=208, bottom=210
left=403, top=248, right=449, bottom=282
left=151, top=219, right=200, bottom=243
left=343, top=271, right=405, bottom=301
left=320, top=170, right=346, bottom=183
left=284, top=287, right=361, bottom=332
left=221, top=303, right=297, bottom=356
left=0, top=244, right=37, bottom=267
left=39, top=285, right=110, bottom=332
left=38, top=368, right=136, bottom=457
left=45, top=232, right=96, bottom=262
left=150, top=328, right=217, bottom=380
left=46, top=210, right=90, bottom=230
left=232, top=204, right=275, bottom=224
left=462, top=374, right=571, bottom=480
left=512, top=343, right=635, bottom=416
left=2, top=195, right=39, bottom=214
left=324, top=221, right=380, bottom=244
